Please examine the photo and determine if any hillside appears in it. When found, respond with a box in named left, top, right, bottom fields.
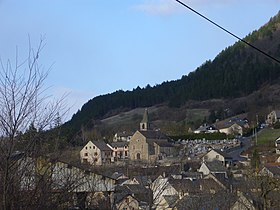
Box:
left=62, top=11, right=280, bottom=143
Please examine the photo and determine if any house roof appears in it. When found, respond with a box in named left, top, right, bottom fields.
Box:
left=139, top=130, right=170, bottom=140
left=181, top=171, right=203, bottom=179
left=262, top=164, right=280, bottom=177
left=114, top=184, right=152, bottom=204
left=110, top=172, right=127, bottom=180
left=175, top=191, right=235, bottom=210
left=91, top=140, right=112, bottom=151
left=229, top=117, right=249, bottom=127
left=216, top=121, right=241, bottom=129
left=152, top=140, right=174, bottom=147
left=47, top=159, right=117, bottom=181
left=212, top=149, right=233, bottom=159
left=163, top=195, right=179, bottom=208
left=132, top=176, right=151, bottom=186
left=203, top=161, right=227, bottom=173
left=110, top=141, right=128, bottom=148
left=169, top=178, right=200, bottom=194
left=215, top=116, right=248, bottom=130
left=195, top=124, right=218, bottom=133
left=198, top=178, right=225, bottom=192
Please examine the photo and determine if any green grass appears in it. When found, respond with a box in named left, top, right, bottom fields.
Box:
left=254, top=128, right=280, bottom=146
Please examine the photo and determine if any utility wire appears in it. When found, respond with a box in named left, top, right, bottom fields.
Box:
left=174, top=0, right=280, bottom=64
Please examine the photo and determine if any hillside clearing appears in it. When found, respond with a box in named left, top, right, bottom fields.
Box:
left=253, top=128, right=280, bottom=146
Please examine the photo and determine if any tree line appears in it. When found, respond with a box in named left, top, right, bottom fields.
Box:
left=63, top=11, right=280, bottom=142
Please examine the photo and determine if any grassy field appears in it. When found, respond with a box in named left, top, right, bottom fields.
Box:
left=253, top=128, right=280, bottom=146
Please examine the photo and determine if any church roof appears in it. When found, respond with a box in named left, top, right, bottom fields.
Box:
left=141, top=108, right=149, bottom=123
left=139, top=130, right=170, bottom=141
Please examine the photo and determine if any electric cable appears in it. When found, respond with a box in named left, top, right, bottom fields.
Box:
left=174, top=0, right=280, bottom=64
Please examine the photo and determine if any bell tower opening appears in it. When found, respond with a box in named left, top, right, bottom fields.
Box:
left=140, top=108, right=149, bottom=131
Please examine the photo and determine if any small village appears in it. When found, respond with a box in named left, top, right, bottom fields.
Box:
left=12, top=108, right=280, bottom=210
left=2, top=2, right=280, bottom=210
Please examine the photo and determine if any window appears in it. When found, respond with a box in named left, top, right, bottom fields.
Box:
left=94, top=152, right=98, bottom=156
left=85, top=146, right=87, bottom=150
left=93, top=146, right=95, bottom=149
left=84, top=153, right=88, bottom=156
left=89, top=146, right=91, bottom=149
left=216, top=155, right=219, bottom=159
left=136, top=153, right=141, bottom=160
left=125, top=151, right=128, bottom=156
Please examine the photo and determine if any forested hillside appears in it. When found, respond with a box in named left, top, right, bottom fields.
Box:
left=63, top=11, right=280, bottom=142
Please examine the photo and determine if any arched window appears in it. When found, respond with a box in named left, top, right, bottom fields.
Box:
left=136, top=153, right=141, bottom=160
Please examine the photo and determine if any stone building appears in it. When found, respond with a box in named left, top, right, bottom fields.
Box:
left=129, top=109, right=176, bottom=163
left=267, top=110, right=280, bottom=125
left=80, top=140, right=113, bottom=165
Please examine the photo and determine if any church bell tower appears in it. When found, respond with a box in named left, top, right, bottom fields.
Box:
left=140, top=108, right=149, bottom=131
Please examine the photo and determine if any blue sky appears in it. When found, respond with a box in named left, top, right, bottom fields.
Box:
left=0, top=0, right=279, bottom=119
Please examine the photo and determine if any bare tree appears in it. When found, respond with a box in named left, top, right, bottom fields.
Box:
left=0, top=38, right=67, bottom=209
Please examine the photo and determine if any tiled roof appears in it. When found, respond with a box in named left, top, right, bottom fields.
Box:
left=92, top=140, right=112, bottom=151
left=114, top=184, right=152, bottom=204
left=195, top=125, right=217, bottom=132
left=163, top=195, right=179, bottom=207
left=152, top=140, right=174, bottom=147
left=175, top=191, right=236, bottom=210
left=198, top=178, right=224, bottom=192
left=216, top=121, right=240, bottom=129
left=139, top=130, right=169, bottom=140
left=169, top=179, right=200, bottom=193
left=204, top=161, right=227, bottom=173
left=132, top=176, right=150, bottom=186
left=110, top=141, right=128, bottom=148
left=212, top=149, right=233, bottom=159
left=263, top=164, right=280, bottom=176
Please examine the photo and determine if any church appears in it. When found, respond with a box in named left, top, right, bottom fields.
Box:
left=129, top=108, right=177, bottom=163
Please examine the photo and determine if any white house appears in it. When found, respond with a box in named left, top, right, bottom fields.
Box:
left=198, top=161, right=228, bottom=178
left=203, top=149, right=233, bottom=167
left=217, top=122, right=243, bottom=136
left=80, top=141, right=113, bottom=166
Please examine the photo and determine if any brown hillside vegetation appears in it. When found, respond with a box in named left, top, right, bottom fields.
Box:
left=90, top=81, right=280, bottom=138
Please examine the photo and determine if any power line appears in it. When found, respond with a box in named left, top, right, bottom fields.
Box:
left=174, top=0, right=280, bottom=64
